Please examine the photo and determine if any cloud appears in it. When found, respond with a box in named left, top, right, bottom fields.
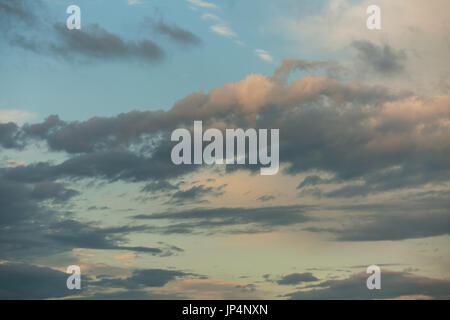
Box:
left=3, top=160, right=26, bottom=168
left=51, top=24, right=165, bottom=62
left=210, top=24, right=237, bottom=38
left=0, top=0, right=39, bottom=30
left=277, top=273, right=319, bottom=285
left=43, top=219, right=181, bottom=255
left=2, top=61, right=449, bottom=243
left=2, top=149, right=196, bottom=183
left=0, top=122, right=22, bottom=149
left=201, top=13, right=221, bottom=21
left=0, top=262, right=197, bottom=299
left=272, top=58, right=342, bottom=84
left=0, top=110, right=35, bottom=125
left=256, top=195, right=275, bottom=202
left=306, top=209, right=450, bottom=242
left=302, top=190, right=450, bottom=241
left=31, top=181, right=80, bottom=203
left=286, top=270, right=450, bottom=300
left=4, top=62, right=448, bottom=196
left=0, top=0, right=165, bottom=64
left=127, top=0, right=142, bottom=5
left=0, top=263, right=76, bottom=299
left=152, top=20, right=202, bottom=46
left=282, top=0, right=450, bottom=93
left=133, top=205, right=313, bottom=234
left=352, top=40, right=406, bottom=75
left=91, top=268, right=198, bottom=289
left=141, top=180, right=179, bottom=193
left=167, top=184, right=226, bottom=205
left=79, top=289, right=186, bottom=300
left=255, top=49, right=274, bottom=63
left=187, top=0, right=218, bottom=9
left=0, top=175, right=182, bottom=259
left=297, top=175, right=336, bottom=189
left=0, top=178, right=52, bottom=227
left=168, top=279, right=260, bottom=299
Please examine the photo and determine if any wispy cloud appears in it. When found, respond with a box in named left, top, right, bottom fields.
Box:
left=187, top=0, right=218, bottom=9
left=210, top=24, right=237, bottom=38
left=255, top=49, right=274, bottom=63
left=149, top=19, right=202, bottom=46
left=0, top=109, right=35, bottom=124
left=127, top=0, right=142, bottom=5
left=201, top=13, right=221, bottom=21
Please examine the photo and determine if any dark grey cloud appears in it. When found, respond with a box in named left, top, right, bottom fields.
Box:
left=297, top=175, right=336, bottom=189
left=78, top=289, right=186, bottom=300
left=21, top=112, right=177, bottom=154
left=0, top=0, right=45, bottom=53
left=1, top=60, right=449, bottom=243
left=277, top=272, right=319, bottom=285
left=51, top=24, right=165, bottom=62
left=324, top=166, right=450, bottom=198
left=286, top=270, right=450, bottom=300
left=31, top=181, right=80, bottom=203
left=87, top=205, right=110, bottom=211
left=0, top=216, right=180, bottom=259
left=0, top=0, right=40, bottom=30
left=45, top=219, right=177, bottom=255
left=167, top=184, right=226, bottom=204
left=257, top=195, right=275, bottom=202
left=0, top=122, right=22, bottom=149
left=141, top=180, right=179, bottom=193
left=1, top=148, right=196, bottom=183
left=0, top=0, right=165, bottom=63
left=0, top=262, right=193, bottom=299
left=0, top=263, right=77, bottom=299
left=307, top=211, right=450, bottom=242
left=352, top=40, right=407, bottom=75
left=13, top=74, right=437, bottom=197
left=171, top=185, right=214, bottom=200
left=134, top=205, right=314, bottom=234
left=22, top=115, right=64, bottom=138
left=0, top=175, right=182, bottom=258
left=92, top=268, right=198, bottom=289
left=152, top=20, right=202, bottom=46
left=12, top=73, right=430, bottom=194
left=305, top=193, right=450, bottom=241
left=0, top=178, right=52, bottom=226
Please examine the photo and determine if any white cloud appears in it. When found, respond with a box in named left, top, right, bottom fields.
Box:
left=201, top=13, right=221, bottom=21
left=210, top=25, right=237, bottom=38
left=280, top=0, right=450, bottom=94
left=255, top=49, right=274, bottom=63
left=127, top=0, right=141, bottom=5
left=0, top=109, right=35, bottom=124
left=187, top=0, right=218, bottom=9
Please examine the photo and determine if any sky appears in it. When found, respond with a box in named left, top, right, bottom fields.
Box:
left=0, top=0, right=449, bottom=300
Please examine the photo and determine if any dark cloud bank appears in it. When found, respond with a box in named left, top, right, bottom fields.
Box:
left=0, top=262, right=198, bottom=299
left=1, top=56, right=449, bottom=241
left=286, top=270, right=450, bottom=300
